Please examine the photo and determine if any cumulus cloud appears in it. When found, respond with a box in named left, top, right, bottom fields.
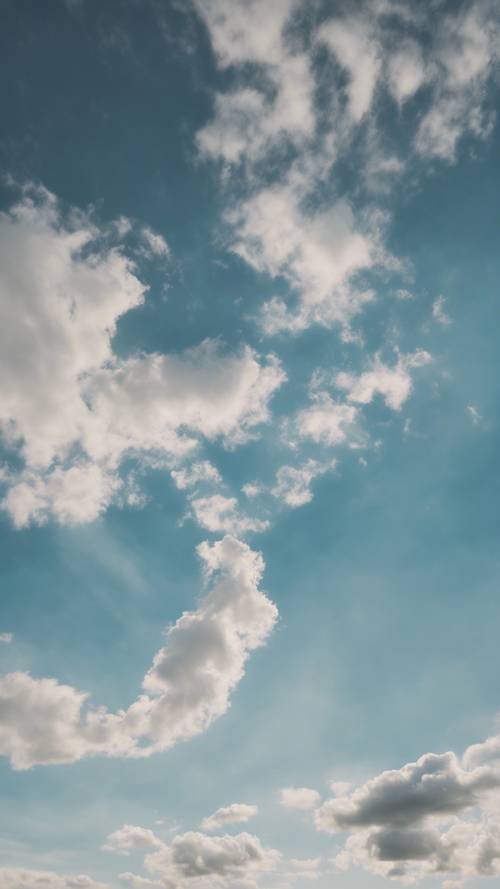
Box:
left=0, top=536, right=277, bottom=769
left=171, top=461, right=222, bottom=491
left=194, top=0, right=500, bottom=343
left=295, top=395, right=360, bottom=447
left=195, top=0, right=315, bottom=169
left=103, top=825, right=164, bottom=855
left=0, top=634, right=13, bottom=644
left=315, top=728, right=500, bottom=883
left=280, top=787, right=321, bottom=810
left=335, top=350, right=432, bottom=412
left=190, top=495, right=269, bottom=535
left=144, top=830, right=280, bottom=889
left=0, top=187, right=284, bottom=527
left=230, top=185, right=384, bottom=334
left=316, top=751, right=498, bottom=832
left=271, top=459, right=335, bottom=508
left=201, top=803, right=258, bottom=832
left=197, top=53, right=315, bottom=167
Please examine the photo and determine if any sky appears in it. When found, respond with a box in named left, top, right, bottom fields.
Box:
left=1, top=1, right=500, bottom=888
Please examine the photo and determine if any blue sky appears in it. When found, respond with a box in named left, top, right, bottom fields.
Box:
left=1, top=2, right=500, bottom=888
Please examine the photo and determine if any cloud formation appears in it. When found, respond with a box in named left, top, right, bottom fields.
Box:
left=315, top=728, right=500, bottom=883
left=201, top=803, right=258, bottom=832
left=280, top=787, right=321, bottom=811
left=0, top=187, right=285, bottom=527
left=144, top=830, right=280, bottom=889
left=103, top=825, right=164, bottom=855
left=195, top=0, right=500, bottom=338
left=0, top=536, right=277, bottom=769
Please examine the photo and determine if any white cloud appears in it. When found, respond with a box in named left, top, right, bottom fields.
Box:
left=0, top=634, right=13, bottom=644
left=144, top=830, right=280, bottom=889
left=194, top=0, right=500, bottom=349
left=103, top=825, right=164, bottom=855
left=432, top=295, right=452, bottom=326
left=279, top=787, right=321, bottom=810
left=387, top=40, right=427, bottom=105
left=230, top=184, right=383, bottom=333
left=197, top=53, right=315, bottom=167
left=295, top=395, right=359, bottom=447
left=201, top=803, right=258, bottom=832
left=190, top=494, right=269, bottom=535
left=3, top=463, right=122, bottom=530
left=271, top=459, right=335, bottom=508
left=0, top=536, right=277, bottom=769
left=241, top=482, right=263, bottom=499
left=171, top=461, right=222, bottom=491
left=318, top=16, right=381, bottom=122
left=0, top=869, right=108, bottom=889
left=315, top=727, right=500, bottom=884
left=193, top=0, right=296, bottom=69
left=335, top=350, right=432, bottom=411
left=0, top=187, right=285, bottom=527
left=415, top=3, right=500, bottom=161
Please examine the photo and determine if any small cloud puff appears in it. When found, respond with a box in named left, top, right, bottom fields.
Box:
left=201, top=803, right=258, bottom=831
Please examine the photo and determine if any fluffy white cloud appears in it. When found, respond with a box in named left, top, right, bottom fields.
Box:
left=103, top=825, right=164, bottom=855
left=144, top=830, right=280, bottom=889
left=195, top=0, right=315, bottom=168
left=0, top=187, right=285, bottom=527
left=295, top=395, right=359, bottom=447
left=171, top=461, right=222, bottom=491
left=335, top=350, right=431, bottom=411
left=197, top=53, right=315, bottom=167
left=315, top=728, right=500, bottom=884
left=3, top=463, right=121, bottom=530
left=0, top=634, right=13, bottom=644
left=0, top=536, right=277, bottom=769
left=279, top=787, right=321, bottom=810
left=271, top=459, right=335, bottom=508
left=190, top=495, right=269, bottom=536
left=194, top=0, right=500, bottom=346
left=230, top=184, right=384, bottom=333
left=201, top=803, right=258, bottom=832
left=0, top=869, right=108, bottom=889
